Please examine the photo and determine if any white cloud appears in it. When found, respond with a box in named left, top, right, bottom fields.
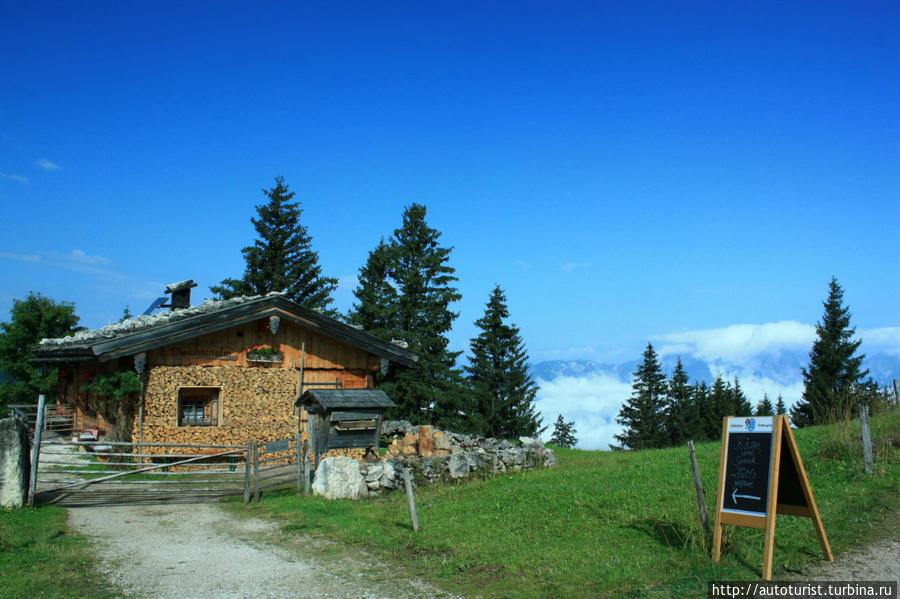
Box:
left=561, top=262, right=590, bottom=272
left=535, top=373, right=631, bottom=450
left=858, top=327, right=900, bottom=356
left=0, top=172, right=28, bottom=184
left=655, top=321, right=815, bottom=363
left=62, top=249, right=112, bottom=266
left=0, top=251, right=41, bottom=264
left=36, top=158, right=60, bottom=171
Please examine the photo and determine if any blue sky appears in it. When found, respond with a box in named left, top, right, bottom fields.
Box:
left=2, top=1, right=898, bottom=376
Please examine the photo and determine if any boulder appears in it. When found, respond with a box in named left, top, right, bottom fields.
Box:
left=311, top=456, right=364, bottom=500
left=447, top=454, right=470, bottom=479
left=0, top=416, right=30, bottom=508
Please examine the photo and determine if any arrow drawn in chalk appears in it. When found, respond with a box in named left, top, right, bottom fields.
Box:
left=732, top=488, right=761, bottom=504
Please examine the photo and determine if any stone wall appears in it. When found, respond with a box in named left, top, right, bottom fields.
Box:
left=312, top=422, right=557, bottom=499
left=0, top=416, right=30, bottom=508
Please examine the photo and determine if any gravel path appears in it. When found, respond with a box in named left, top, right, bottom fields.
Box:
left=67, top=503, right=461, bottom=599
left=794, top=537, right=900, bottom=582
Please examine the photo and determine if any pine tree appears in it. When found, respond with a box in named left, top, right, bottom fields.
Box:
left=614, top=343, right=667, bottom=450
left=0, top=293, right=81, bottom=411
left=665, top=358, right=696, bottom=445
left=211, top=176, right=337, bottom=311
left=775, top=394, right=787, bottom=415
left=692, top=381, right=716, bottom=440
left=755, top=394, right=775, bottom=416
left=376, top=204, right=464, bottom=428
left=792, top=278, right=869, bottom=426
left=550, top=414, right=577, bottom=448
left=347, top=238, right=399, bottom=339
left=465, top=286, right=541, bottom=438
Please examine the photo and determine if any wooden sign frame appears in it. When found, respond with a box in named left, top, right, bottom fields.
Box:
left=712, top=414, right=833, bottom=580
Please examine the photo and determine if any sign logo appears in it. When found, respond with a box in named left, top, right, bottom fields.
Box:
left=745, top=418, right=756, bottom=432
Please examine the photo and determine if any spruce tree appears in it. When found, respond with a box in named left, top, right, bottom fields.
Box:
left=347, top=238, right=399, bottom=339
left=376, top=204, right=464, bottom=428
left=792, top=278, right=869, bottom=426
left=775, top=394, right=787, bottom=415
left=755, top=394, right=775, bottom=416
left=614, top=343, right=667, bottom=450
left=550, top=414, right=577, bottom=448
left=465, top=286, right=541, bottom=438
left=692, top=381, right=716, bottom=440
left=731, top=378, right=752, bottom=415
left=665, top=358, right=696, bottom=445
left=211, top=176, right=338, bottom=311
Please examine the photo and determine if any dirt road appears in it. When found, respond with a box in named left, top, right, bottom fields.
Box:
left=67, top=502, right=460, bottom=599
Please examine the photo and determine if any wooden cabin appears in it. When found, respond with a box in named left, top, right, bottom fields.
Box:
left=32, top=286, right=417, bottom=450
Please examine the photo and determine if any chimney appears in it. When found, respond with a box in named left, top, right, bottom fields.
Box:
left=164, top=280, right=198, bottom=310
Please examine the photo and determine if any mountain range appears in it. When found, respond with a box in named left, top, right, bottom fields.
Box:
left=532, top=351, right=900, bottom=389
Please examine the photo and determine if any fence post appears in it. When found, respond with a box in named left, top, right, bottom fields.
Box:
left=860, top=405, right=874, bottom=475
left=687, top=440, right=711, bottom=537
left=27, top=394, right=47, bottom=506
left=403, top=466, right=419, bottom=532
left=253, top=441, right=260, bottom=503
left=303, top=439, right=311, bottom=496
left=295, top=432, right=303, bottom=494
left=243, top=441, right=252, bottom=504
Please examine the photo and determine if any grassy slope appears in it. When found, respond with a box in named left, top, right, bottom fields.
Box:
left=0, top=506, right=124, bottom=599
left=232, top=412, right=899, bottom=599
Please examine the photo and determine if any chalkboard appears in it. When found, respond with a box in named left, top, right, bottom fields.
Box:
left=721, top=417, right=775, bottom=516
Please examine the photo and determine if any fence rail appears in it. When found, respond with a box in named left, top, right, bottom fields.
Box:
left=9, top=403, right=75, bottom=437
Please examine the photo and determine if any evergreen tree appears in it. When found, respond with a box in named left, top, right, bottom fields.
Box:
left=465, top=286, right=541, bottom=439
left=211, top=176, right=338, bottom=311
left=376, top=204, right=464, bottom=428
left=731, top=378, right=752, bottom=415
left=692, top=381, right=716, bottom=440
left=550, top=414, right=577, bottom=448
left=0, top=293, right=81, bottom=411
left=775, top=394, right=787, bottom=416
left=614, top=343, right=667, bottom=450
left=709, top=376, right=733, bottom=426
left=755, top=394, right=775, bottom=416
left=665, top=358, right=696, bottom=445
left=793, top=278, right=869, bottom=426
left=347, top=238, right=399, bottom=340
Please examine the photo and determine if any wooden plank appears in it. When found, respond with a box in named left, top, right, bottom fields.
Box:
left=688, top=440, right=711, bottom=537
left=712, top=417, right=729, bottom=562
left=782, top=419, right=833, bottom=562
left=762, top=415, right=785, bottom=581
left=27, top=394, right=47, bottom=506
left=403, top=468, right=419, bottom=532
left=861, top=405, right=874, bottom=475
left=719, top=511, right=767, bottom=530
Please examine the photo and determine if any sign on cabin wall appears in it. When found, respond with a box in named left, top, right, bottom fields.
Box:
left=712, top=414, right=833, bottom=580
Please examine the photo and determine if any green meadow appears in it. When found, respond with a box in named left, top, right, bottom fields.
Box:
left=234, top=412, right=899, bottom=598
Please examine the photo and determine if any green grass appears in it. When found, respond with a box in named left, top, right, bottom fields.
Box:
left=230, top=411, right=900, bottom=599
left=0, top=506, right=125, bottom=599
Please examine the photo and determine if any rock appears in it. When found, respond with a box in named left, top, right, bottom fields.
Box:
left=0, top=416, right=30, bottom=508
left=364, top=462, right=383, bottom=482
left=447, top=454, right=470, bottom=479
left=519, top=436, right=542, bottom=448
left=311, top=456, right=364, bottom=500
left=380, top=459, right=397, bottom=489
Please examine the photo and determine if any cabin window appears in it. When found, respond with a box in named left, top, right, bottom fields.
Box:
left=178, top=387, right=219, bottom=427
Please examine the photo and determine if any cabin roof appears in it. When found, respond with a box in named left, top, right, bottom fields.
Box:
left=298, top=388, right=396, bottom=410
left=32, top=293, right=418, bottom=367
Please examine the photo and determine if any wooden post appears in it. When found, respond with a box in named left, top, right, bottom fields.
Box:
left=252, top=441, right=260, bottom=503
left=762, top=416, right=786, bottom=581
left=243, top=441, right=252, bottom=504
left=860, top=405, right=874, bottom=475
left=688, top=440, right=711, bottom=537
left=403, top=467, right=419, bottom=532
left=303, top=439, right=311, bottom=496
left=27, top=394, right=47, bottom=506
left=295, top=431, right=303, bottom=494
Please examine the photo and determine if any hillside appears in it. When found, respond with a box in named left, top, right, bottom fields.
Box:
left=231, top=411, right=900, bottom=598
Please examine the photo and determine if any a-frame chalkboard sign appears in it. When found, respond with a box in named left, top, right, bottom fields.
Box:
left=712, top=414, right=833, bottom=580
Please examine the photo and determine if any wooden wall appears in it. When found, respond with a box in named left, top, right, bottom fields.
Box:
left=57, top=316, right=385, bottom=447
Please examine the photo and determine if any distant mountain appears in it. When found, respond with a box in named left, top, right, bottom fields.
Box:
left=532, top=351, right=900, bottom=388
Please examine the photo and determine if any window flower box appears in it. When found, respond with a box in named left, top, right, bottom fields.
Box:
left=246, top=345, right=283, bottom=363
